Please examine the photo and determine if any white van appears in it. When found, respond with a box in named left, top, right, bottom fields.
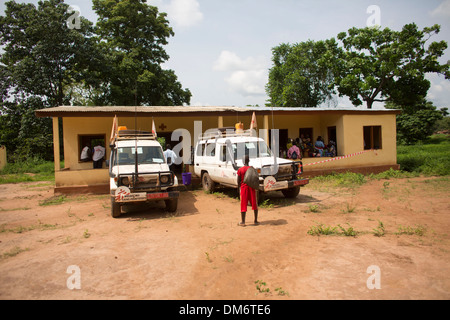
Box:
left=109, top=129, right=179, bottom=218
left=193, top=128, right=309, bottom=199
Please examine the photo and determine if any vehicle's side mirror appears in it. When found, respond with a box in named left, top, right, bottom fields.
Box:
left=167, top=157, right=172, bottom=165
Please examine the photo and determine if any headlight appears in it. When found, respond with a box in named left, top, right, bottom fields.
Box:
left=121, top=177, right=129, bottom=185
left=160, top=175, right=170, bottom=184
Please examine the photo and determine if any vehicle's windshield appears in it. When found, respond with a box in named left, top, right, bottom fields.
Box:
left=115, top=146, right=165, bottom=165
left=231, top=141, right=272, bottom=160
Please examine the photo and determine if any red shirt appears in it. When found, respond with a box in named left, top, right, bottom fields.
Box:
left=237, top=166, right=250, bottom=188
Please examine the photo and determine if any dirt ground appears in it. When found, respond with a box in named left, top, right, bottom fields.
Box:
left=0, top=176, right=449, bottom=300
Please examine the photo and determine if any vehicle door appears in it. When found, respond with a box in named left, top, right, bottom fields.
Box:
left=194, top=142, right=205, bottom=176
left=200, top=140, right=217, bottom=179
left=210, top=143, right=235, bottom=185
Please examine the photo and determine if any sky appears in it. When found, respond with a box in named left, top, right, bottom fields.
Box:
left=1, top=0, right=450, bottom=109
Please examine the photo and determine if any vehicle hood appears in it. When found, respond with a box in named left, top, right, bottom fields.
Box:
left=111, top=163, right=171, bottom=175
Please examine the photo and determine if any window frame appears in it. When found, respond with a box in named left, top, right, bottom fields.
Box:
left=363, top=126, right=382, bottom=150
left=78, top=134, right=106, bottom=162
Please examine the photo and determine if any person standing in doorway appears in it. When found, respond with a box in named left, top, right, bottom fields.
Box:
left=164, top=144, right=177, bottom=168
left=237, top=155, right=259, bottom=226
left=92, top=143, right=105, bottom=169
left=80, top=144, right=91, bottom=162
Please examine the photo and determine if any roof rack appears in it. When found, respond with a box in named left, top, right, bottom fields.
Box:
left=116, top=129, right=156, bottom=140
left=198, top=127, right=257, bottom=141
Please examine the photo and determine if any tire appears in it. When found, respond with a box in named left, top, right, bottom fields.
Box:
left=165, top=198, right=178, bottom=212
left=281, top=186, right=300, bottom=199
left=202, top=172, right=216, bottom=193
left=111, top=197, right=121, bottom=218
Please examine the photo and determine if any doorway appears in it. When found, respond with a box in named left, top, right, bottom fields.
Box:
left=269, top=128, right=288, bottom=156
left=327, top=126, right=338, bottom=155
left=157, top=131, right=184, bottom=174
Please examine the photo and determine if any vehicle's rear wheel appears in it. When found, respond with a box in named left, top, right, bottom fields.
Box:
left=281, top=186, right=300, bottom=198
left=111, top=197, right=121, bottom=218
left=202, top=172, right=215, bottom=193
left=165, top=198, right=178, bottom=212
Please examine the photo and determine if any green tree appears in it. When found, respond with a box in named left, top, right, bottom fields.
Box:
left=266, top=39, right=341, bottom=108
left=0, top=97, right=53, bottom=161
left=267, top=23, right=449, bottom=109
left=92, top=0, right=191, bottom=106
left=0, top=0, right=96, bottom=107
left=386, top=100, right=447, bottom=144
left=0, top=0, right=95, bottom=160
left=336, top=24, right=449, bottom=108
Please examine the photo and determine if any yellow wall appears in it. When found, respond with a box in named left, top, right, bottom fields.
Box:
left=57, top=112, right=398, bottom=187
left=55, top=169, right=109, bottom=187
left=62, top=115, right=225, bottom=170
left=341, top=114, right=397, bottom=166
left=0, top=145, right=6, bottom=170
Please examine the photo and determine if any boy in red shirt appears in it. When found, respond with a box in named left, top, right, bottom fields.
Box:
left=237, top=155, right=259, bottom=226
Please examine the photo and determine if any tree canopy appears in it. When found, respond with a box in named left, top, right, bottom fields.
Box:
left=386, top=100, right=448, bottom=144
left=267, top=40, right=341, bottom=108
left=336, top=24, right=449, bottom=109
left=0, top=0, right=95, bottom=107
left=266, top=23, right=449, bottom=109
left=0, top=0, right=191, bottom=161
left=91, top=0, right=191, bottom=106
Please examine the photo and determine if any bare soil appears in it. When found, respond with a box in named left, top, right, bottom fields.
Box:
left=0, top=176, right=449, bottom=300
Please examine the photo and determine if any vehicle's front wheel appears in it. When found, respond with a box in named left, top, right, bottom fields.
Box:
left=202, top=172, right=216, bottom=193
left=281, top=186, right=300, bottom=198
left=165, top=198, right=178, bottom=212
left=111, top=197, right=121, bottom=218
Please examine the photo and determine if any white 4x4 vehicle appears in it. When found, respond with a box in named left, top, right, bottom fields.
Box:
left=193, top=128, right=309, bottom=200
left=108, top=129, right=179, bottom=218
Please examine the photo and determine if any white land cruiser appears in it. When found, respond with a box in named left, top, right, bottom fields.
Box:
left=108, top=129, right=179, bottom=218
left=193, top=128, right=309, bottom=200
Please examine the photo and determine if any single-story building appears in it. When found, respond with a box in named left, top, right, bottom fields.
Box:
left=35, top=105, right=401, bottom=194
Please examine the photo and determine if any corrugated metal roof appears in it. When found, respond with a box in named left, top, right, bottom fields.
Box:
left=35, top=105, right=400, bottom=117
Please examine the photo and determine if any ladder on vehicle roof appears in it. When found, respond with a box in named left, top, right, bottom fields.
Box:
left=198, top=127, right=257, bottom=141
left=116, top=129, right=156, bottom=140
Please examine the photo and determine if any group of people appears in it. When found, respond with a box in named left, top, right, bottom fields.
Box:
left=282, top=135, right=337, bottom=159
left=80, top=144, right=106, bottom=169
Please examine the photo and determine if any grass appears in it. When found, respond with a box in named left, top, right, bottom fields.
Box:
left=0, top=222, right=60, bottom=234
left=309, top=134, right=449, bottom=189
left=307, top=223, right=338, bottom=236
left=396, top=224, right=427, bottom=236
left=311, top=172, right=366, bottom=189
left=39, top=195, right=67, bottom=206
left=372, top=220, right=386, bottom=237
left=1, top=246, right=30, bottom=260
left=397, top=134, right=450, bottom=176
left=254, top=280, right=289, bottom=296
left=0, top=158, right=63, bottom=184
left=307, top=220, right=428, bottom=238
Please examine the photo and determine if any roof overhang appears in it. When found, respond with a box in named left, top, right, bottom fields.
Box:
left=35, top=105, right=401, bottom=118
